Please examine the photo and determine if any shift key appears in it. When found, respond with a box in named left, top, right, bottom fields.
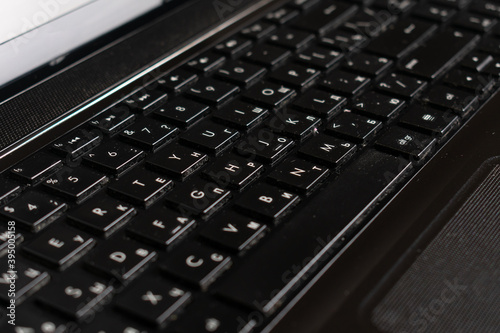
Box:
left=400, top=28, right=479, bottom=80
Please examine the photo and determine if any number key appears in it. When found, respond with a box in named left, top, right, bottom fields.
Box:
left=1, top=191, right=67, bottom=232
left=120, top=118, right=179, bottom=151
left=83, top=141, right=145, bottom=175
left=44, top=167, right=108, bottom=203
left=153, top=98, right=209, bottom=128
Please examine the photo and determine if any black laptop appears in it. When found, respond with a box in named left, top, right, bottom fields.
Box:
left=1, top=0, right=500, bottom=332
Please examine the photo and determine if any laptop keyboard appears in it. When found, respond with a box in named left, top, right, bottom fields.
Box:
left=2, top=0, right=500, bottom=331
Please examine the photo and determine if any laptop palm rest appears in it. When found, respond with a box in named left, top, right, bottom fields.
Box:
left=369, top=158, right=500, bottom=333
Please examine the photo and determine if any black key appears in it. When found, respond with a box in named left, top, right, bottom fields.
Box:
left=24, top=224, right=95, bottom=269
left=83, top=141, right=144, bottom=175
left=108, top=168, right=172, bottom=207
left=175, top=299, right=257, bottom=333
left=0, top=180, right=21, bottom=206
left=400, top=28, right=479, bottom=80
left=119, top=118, right=179, bottom=151
left=235, top=183, right=300, bottom=222
left=127, top=206, right=196, bottom=249
left=241, top=21, right=277, bottom=40
left=153, top=98, right=209, bottom=127
left=422, top=85, right=479, bottom=116
left=89, top=105, right=135, bottom=135
left=399, top=104, right=460, bottom=137
left=235, top=129, right=295, bottom=164
left=0, top=228, right=23, bottom=258
left=293, top=89, right=346, bottom=118
left=67, top=196, right=135, bottom=237
left=242, top=81, right=296, bottom=109
left=319, top=30, right=368, bottom=52
left=122, top=89, right=167, bottom=114
left=186, top=78, right=239, bottom=105
left=327, top=111, right=383, bottom=144
left=43, top=167, right=108, bottom=203
left=37, top=272, right=113, bottom=320
left=295, top=46, right=343, bottom=70
left=366, top=18, right=437, bottom=59
left=116, top=275, right=191, bottom=326
left=269, top=64, right=320, bottom=91
left=0, top=261, right=49, bottom=304
left=161, top=242, right=231, bottom=290
left=461, top=51, right=494, bottom=72
left=147, top=144, right=208, bottom=180
left=320, top=70, right=370, bottom=96
left=267, top=108, right=321, bottom=141
left=470, top=1, right=500, bottom=18
left=453, top=12, right=497, bottom=33
left=215, top=150, right=412, bottom=315
left=413, top=3, right=456, bottom=23
left=268, top=157, right=329, bottom=195
left=373, top=0, right=416, bottom=12
left=52, top=128, right=102, bottom=159
left=157, top=68, right=198, bottom=94
left=483, top=58, right=500, bottom=76
left=268, top=28, right=315, bottom=50
left=479, top=36, right=500, bottom=55
left=293, top=2, right=357, bottom=35
left=214, top=36, right=253, bottom=59
left=244, top=44, right=291, bottom=68
left=289, top=0, right=321, bottom=11
left=213, top=100, right=268, bottom=131
left=180, top=122, right=239, bottom=156
left=165, top=179, right=231, bottom=218
left=86, top=238, right=157, bottom=282
left=81, top=313, right=151, bottom=333
left=203, top=154, right=264, bottom=190
left=215, top=61, right=267, bottom=87
left=200, top=212, right=267, bottom=253
left=431, top=0, right=470, bottom=9
left=299, top=134, right=356, bottom=167
left=443, top=69, right=495, bottom=95
left=266, top=7, right=300, bottom=24
left=10, top=152, right=62, bottom=185
left=344, top=53, right=393, bottom=77
left=343, top=7, right=394, bottom=37
left=376, top=126, right=437, bottom=160
left=0, top=309, right=67, bottom=333
left=1, top=192, right=66, bottom=232
left=352, top=91, right=406, bottom=120
left=376, top=72, right=427, bottom=99
left=186, top=52, right=225, bottom=74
